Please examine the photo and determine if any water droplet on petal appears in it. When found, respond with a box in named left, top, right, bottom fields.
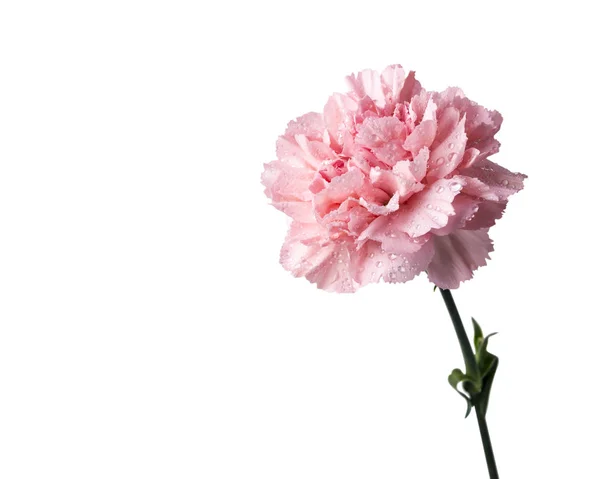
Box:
left=426, top=204, right=433, bottom=209
left=435, top=157, right=444, bottom=166
left=337, top=258, right=343, bottom=264
left=398, top=265, right=406, bottom=273
left=389, top=272, right=397, bottom=281
left=436, top=186, right=445, bottom=193
left=369, top=253, right=375, bottom=258
left=501, top=179, right=509, bottom=186
left=448, top=152, right=457, bottom=163
left=449, top=142, right=455, bottom=149
left=376, top=261, right=383, bottom=267
left=388, top=253, right=398, bottom=260
left=450, top=182, right=462, bottom=192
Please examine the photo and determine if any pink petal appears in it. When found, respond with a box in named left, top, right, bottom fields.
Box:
left=464, top=200, right=507, bottom=230
left=403, top=120, right=436, bottom=157
left=395, top=177, right=467, bottom=237
left=304, top=243, right=358, bottom=293
left=275, top=136, right=316, bottom=169
left=273, top=201, right=315, bottom=222
left=431, top=106, right=460, bottom=149
left=280, top=224, right=357, bottom=293
left=283, top=112, right=325, bottom=142
left=380, top=64, right=407, bottom=105
left=456, top=176, right=499, bottom=201
left=432, top=87, right=465, bottom=110
left=359, top=191, right=400, bottom=216
left=460, top=147, right=481, bottom=169
left=294, top=134, right=325, bottom=169
left=461, top=159, right=527, bottom=201
left=357, top=214, right=429, bottom=254
left=426, top=229, right=494, bottom=289
left=427, top=115, right=467, bottom=179
left=313, top=168, right=364, bottom=218
left=261, top=161, right=314, bottom=202
left=432, top=195, right=480, bottom=236
left=408, top=147, right=429, bottom=182
left=347, top=69, right=386, bottom=108
left=355, top=116, right=405, bottom=149
left=323, top=93, right=357, bottom=152
left=348, top=205, right=376, bottom=235
left=350, top=238, right=434, bottom=286
left=398, top=71, right=423, bottom=103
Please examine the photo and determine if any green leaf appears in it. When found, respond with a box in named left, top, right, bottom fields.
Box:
left=470, top=320, right=499, bottom=418
left=472, top=318, right=484, bottom=354
left=448, top=368, right=475, bottom=418
left=478, top=357, right=498, bottom=417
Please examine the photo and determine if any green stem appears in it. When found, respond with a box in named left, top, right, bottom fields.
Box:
left=475, top=403, right=499, bottom=479
left=439, top=288, right=499, bottom=479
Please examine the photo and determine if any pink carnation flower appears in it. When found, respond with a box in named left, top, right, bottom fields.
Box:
left=262, top=65, right=526, bottom=292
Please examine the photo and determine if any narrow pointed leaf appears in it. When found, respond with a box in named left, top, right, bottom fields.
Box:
left=477, top=357, right=498, bottom=417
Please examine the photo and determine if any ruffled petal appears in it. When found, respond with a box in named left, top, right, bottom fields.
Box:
left=323, top=93, right=358, bottom=152
left=261, top=161, right=314, bottom=202
left=313, top=168, right=364, bottom=218
left=432, top=195, right=480, bottom=236
left=351, top=238, right=434, bottom=285
left=464, top=200, right=507, bottom=230
left=347, top=69, right=386, bottom=108
left=394, top=177, right=467, bottom=237
left=461, top=159, right=527, bottom=201
left=359, top=191, right=400, bottom=216
left=427, top=115, right=467, bottom=179
left=280, top=224, right=357, bottom=293
left=357, top=214, right=430, bottom=254
left=380, top=64, right=407, bottom=106
left=283, top=112, right=325, bottom=142
left=355, top=116, right=405, bottom=149
left=304, top=243, right=358, bottom=293
left=426, top=229, right=494, bottom=289
left=403, top=119, right=436, bottom=157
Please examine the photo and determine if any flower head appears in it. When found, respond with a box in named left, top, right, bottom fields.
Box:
left=262, top=65, right=526, bottom=292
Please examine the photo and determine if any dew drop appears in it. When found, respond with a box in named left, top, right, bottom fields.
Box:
left=448, top=152, right=457, bottom=163
left=376, top=261, right=383, bottom=268
left=449, top=142, right=455, bottom=149
left=435, top=157, right=444, bottom=166
left=501, top=179, right=509, bottom=186
left=426, top=204, right=433, bottom=209
left=436, top=186, right=445, bottom=193
left=369, top=253, right=375, bottom=258
left=433, top=216, right=439, bottom=221
left=337, top=258, right=343, bottom=264
left=389, top=272, right=397, bottom=281
left=449, top=182, right=462, bottom=192
left=398, top=265, right=406, bottom=273
left=415, top=224, right=421, bottom=230
left=388, top=253, right=398, bottom=260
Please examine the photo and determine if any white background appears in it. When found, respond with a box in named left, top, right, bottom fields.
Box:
left=1, top=1, right=598, bottom=478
